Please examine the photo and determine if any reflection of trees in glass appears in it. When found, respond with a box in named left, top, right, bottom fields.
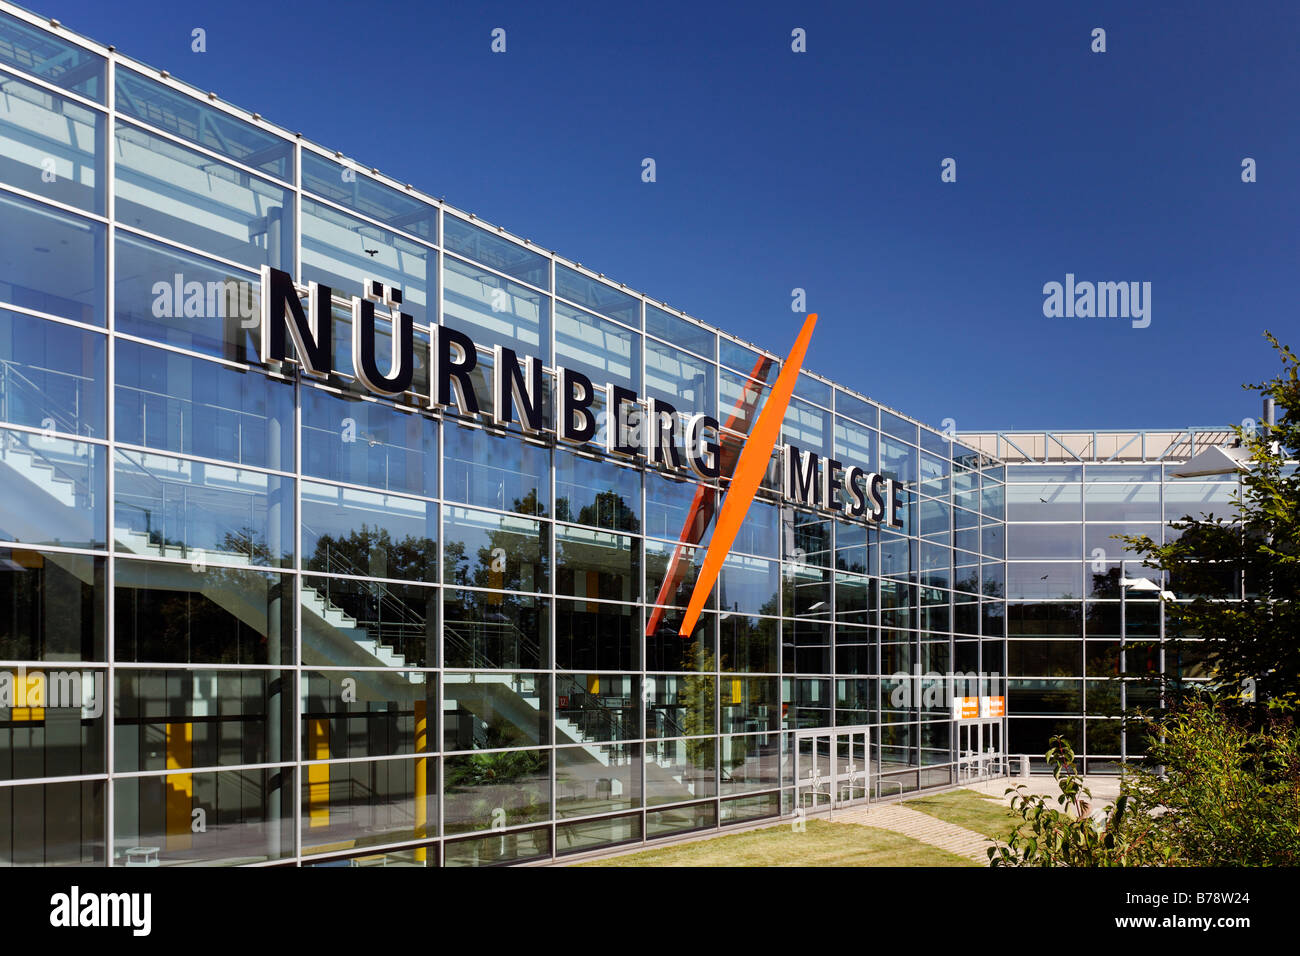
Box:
left=444, top=718, right=547, bottom=829
left=445, top=493, right=545, bottom=590
left=556, top=489, right=639, bottom=534
left=681, top=644, right=717, bottom=768
left=307, top=526, right=436, bottom=580
left=1091, top=566, right=1123, bottom=598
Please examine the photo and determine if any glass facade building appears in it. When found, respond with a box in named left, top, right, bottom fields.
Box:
left=958, top=429, right=1240, bottom=774
left=0, top=5, right=1226, bottom=866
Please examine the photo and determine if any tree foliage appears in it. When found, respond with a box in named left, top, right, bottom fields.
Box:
left=1121, top=333, right=1299, bottom=702
left=988, top=737, right=1170, bottom=867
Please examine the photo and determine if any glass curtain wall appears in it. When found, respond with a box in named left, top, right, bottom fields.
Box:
left=0, top=5, right=1007, bottom=866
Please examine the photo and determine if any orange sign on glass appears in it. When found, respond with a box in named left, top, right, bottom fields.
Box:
left=677, top=314, right=819, bottom=637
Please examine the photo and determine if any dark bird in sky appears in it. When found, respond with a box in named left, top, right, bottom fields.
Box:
left=1040, top=574, right=1050, bottom=580
left=364, top=248, right=379, bottom=257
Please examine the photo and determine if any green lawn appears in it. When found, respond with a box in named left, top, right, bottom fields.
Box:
left=576, top=819, right=977, bottom=867
left=903, top=788, right=1021, bottom=841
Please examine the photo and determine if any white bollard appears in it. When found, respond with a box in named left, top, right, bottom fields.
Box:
left=1020, top=754, right=1030, bottom=778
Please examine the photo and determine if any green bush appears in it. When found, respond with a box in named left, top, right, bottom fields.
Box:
left=988, top=737, right=1170, bottom=867
left=1124, top=695, right=1300, bottom=866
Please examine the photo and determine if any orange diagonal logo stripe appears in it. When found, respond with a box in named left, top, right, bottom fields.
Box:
left=678, top=312, right=818, bottom=636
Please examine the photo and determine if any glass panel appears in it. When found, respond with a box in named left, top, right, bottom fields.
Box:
left=301, top=575, right=437, bottom=668
left=301, top=152, right=437, bottom=242
left=644, top=469, right=714, bottom=546
left=0, top=663, right=105, bottom=779
left=720, top=678, right=779, bottom=734
left=554, top=299, right=638, bottom=392
left=113, top=449, right=293, bottom=568
left=646, top=801, right=716, bottom=838
left=443, top=667, right=548, bottom=750
left=443, top=746, right=551, bottom=834
left=556, top=811, right=642, bottom=854
left=114, top=233, right=258, bottom=361
left=555, top=598, right=637, bottom=671
left=115, top=68, right=292, bottom=179
left=301, top=670, right=435, bottom=759
left=719, top=614, right=778, bottom=673
left=783, top=397, right=830, bottom=457
left=0, top=427, right=104, bottom=549
left=555, top=673, right=639, bottom=742
left=0, top=14, right=104, bottom=100
left=555, top=264, right=638, bottom=327
left=115, top=338, right=292, bottom=469
left=443, top=591, right=548, bottom=669
left=113, top=558, right=293, bottom=664
left=880, top=436, right=915, bottom=485
left=0, top=189, right=104, bottom=325
left=1084, top=483, right=1159, bottom=522
left=115, top=668, right=292, bottom=771
left=115, top=766, right=293, bottom=865
left=644, top=338, right=715, bottom=419
left=1006, top=464, right=1083, bottom=483
left=721, top=791, right=780, bottom=824
left=834, top=416, right=876, bottom=473
left=0, top=547, right=104, bottom=661
left=298, top=753, right=437, bottom=854
left=555, top=448, right=640, bottom=533
left=645, top=304, right=714, bottom=359
left=1007, top=561, right=1084, bottom=600
left=881, top=410, right=917, bottom=444
left=645, top=673, right=715, bottom=736
left=645, top=610, right=714, bottom=672
left=443, top=423, right=548, bottom=516
left=920, top=427, right=950, bottom=457
left=443, top=825, right=550, bottom=866
left=645, top=735, right=716, bottom=804
left=301, top=480, right=436, bottom=583
left=301, top=385, right=438, bottom=497
left=442, top=254, right=549, bottom=362
left=443, top=506, right=548, bottom=593
left=555, top=742, right=640, bottom=818
left=1007, top=523, right=1081, bottom=559
left=1008, top=640, right=1083, bottom=676
left=0, top=69, right=104, bottom=213
left=0, top=778, right=104, bottom=865
left=556, top=524, right=637, bottom=602
left=301, top=196, right=432, bottom=328
left=793, top=372, right=831, bottom=408
left=443, top=216, right=548, bottom=288
left=115, top=122, right=293, bottom=271
left=718, top=553, right=779, bottom=617
left=1006, top=482, right=1083, bottom=521
left=0, top=308, right=104, bottom=438
left=835, top=390, right=876, bottom=427
left=1164, top=482, right=1239, bottom=522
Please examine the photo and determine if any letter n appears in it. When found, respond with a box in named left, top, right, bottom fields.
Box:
left=260, top=266, right=331, bottom=375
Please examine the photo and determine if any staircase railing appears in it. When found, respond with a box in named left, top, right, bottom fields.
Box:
left=0, top=359, right=92, bottom=439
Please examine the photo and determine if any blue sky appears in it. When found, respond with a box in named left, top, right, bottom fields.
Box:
left=42, top=0, right=1299, bottom=432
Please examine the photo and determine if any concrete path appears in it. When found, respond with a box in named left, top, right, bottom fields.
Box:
left=964, top=774, right=1123, bottom=806
left=832, top=802, right=992, bottom=864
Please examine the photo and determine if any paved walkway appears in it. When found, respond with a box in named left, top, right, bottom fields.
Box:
left=964, top=774, right=1123, bottom=806
left=832, top=802, right=992, bottom=864
left=825, top=776, right=1125, bottom=865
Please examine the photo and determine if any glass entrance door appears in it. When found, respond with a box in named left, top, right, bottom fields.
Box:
left=956, top=718, right=1004, bottom=782
left=795, top=726, right=871, bottom=811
